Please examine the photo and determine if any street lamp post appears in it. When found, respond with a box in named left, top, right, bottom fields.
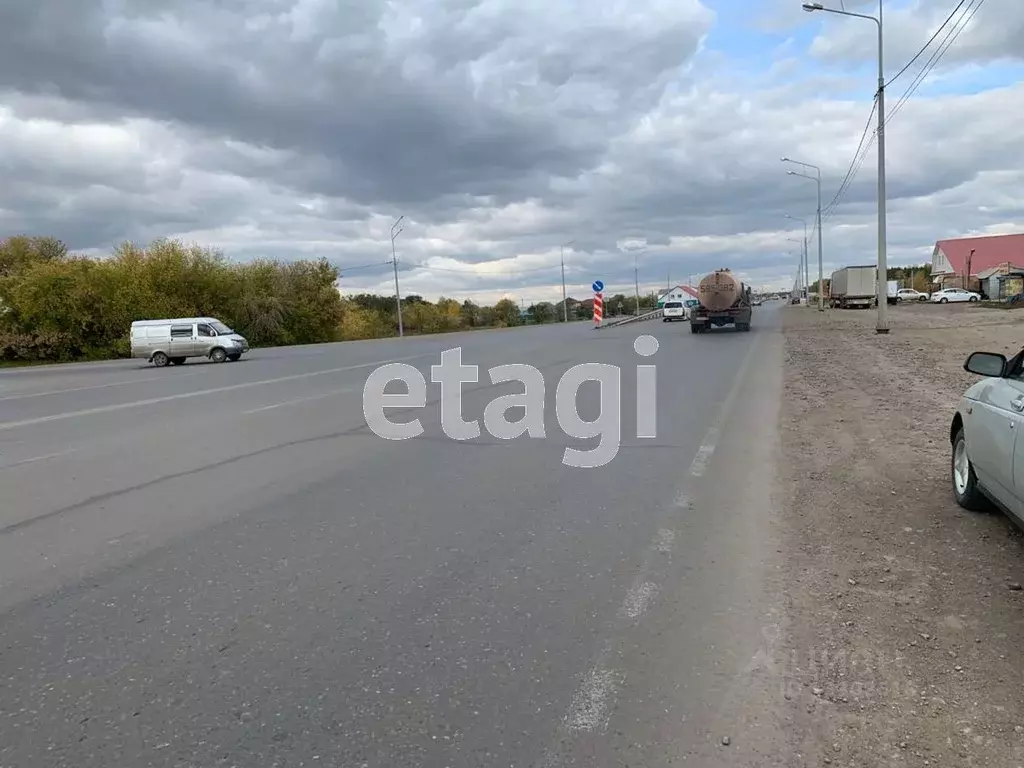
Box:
left=560, top=240, right=574, bottom=323
left=782, top=159, right=824, bottom=311
left=788, top=238, right=806, bottom=302
left=391, top=216, right=404, bottom=337
left=634, top=252, right=641, bottom=316
left=786, top=214, right=810, bottom=303
left=802, top=0, right=888, bottom=333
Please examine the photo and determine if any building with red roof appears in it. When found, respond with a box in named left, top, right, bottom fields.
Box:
left=931, top=233, right=1024, bottom=296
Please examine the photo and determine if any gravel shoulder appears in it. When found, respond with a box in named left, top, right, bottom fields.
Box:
left=779, top=302, right=1024, bottom=766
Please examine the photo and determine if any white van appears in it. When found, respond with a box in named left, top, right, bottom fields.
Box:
left=131, top=317, right=249, bottom=367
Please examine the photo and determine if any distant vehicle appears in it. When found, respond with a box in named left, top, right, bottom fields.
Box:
left=887, top=280, right=898, bottom=305
left=662, top=301, right=686, bottom=321
left=829, top=266, right=876, bottom=309
left=950, top=348, right=1024, bottom=525
left=131, top=317, right=249, bottom=367
left=931, top=288, right=980, bottom=304
left=896, top=288, right=928, bottom=302
left=690, top=269, right=752, bottom=333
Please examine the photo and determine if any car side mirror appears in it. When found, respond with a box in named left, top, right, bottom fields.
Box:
left=964, top=351, right=1007, bottom=377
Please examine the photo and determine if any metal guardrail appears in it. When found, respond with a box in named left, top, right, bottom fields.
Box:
left=596, top=309, right=663, bottom=328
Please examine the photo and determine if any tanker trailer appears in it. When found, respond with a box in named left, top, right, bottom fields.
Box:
left=689, top=269, right=753, bottom=333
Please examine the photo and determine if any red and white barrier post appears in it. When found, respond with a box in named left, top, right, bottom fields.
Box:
left=592, top=280, right=604, bottom=328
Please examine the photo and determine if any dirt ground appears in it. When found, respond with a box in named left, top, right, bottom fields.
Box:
left=778, top=301, right=1024, bottom=767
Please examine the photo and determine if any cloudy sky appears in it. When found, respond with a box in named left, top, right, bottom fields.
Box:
left=1, top=0, right=1021, bottom=304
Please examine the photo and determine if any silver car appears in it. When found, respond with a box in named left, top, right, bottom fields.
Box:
left=131, top=317, right=249, bottom=367
left=950, top=348, right=1024, bottom=523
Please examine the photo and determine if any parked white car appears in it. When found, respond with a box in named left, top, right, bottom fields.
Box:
left=896, top=288, right=928, bottom=302
left=951, top=349, right=1024, bottom=522
left=931, top=288, right=980, bottom=304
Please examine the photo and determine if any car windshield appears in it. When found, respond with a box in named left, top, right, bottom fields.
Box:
left=211, top=321, right=233, bottom=334
left=665, top=302, right=682, bottom=308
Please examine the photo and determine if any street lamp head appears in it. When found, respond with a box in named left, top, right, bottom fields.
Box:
left=780, top=157, right=790, bottom=162
left=787, top=170, right=797, bottom=175
left=802, top=2, right=823, bottom=11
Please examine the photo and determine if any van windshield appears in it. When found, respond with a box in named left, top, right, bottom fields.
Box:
left=665, top=302, right=683, bottom=308
left=211, top=321, right=234, bottom=334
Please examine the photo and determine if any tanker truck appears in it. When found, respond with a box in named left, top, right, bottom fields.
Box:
left=689, top=269, right=753, bottom=333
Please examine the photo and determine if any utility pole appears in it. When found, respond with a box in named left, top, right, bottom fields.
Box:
left=634, top=252, right=640, bottom=316
left=786, top=215, right=810, bottom=304
left=391, top=216, right=404, bottom=337
left=782, top=159, right=823, bottom=311
left=801, top=0, right=887, bottom=331
left=560, top=240, right=574, bottom=323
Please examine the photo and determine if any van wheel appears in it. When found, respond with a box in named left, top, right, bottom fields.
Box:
left=227, top=354, right=241, bottom=362
left=210, top=347, right=227, bottom=363
left=152, top=352, right=169, bottom=368
left=170, top=357, right=186, bottom=365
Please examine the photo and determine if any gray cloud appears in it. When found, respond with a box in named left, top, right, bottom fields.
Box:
left=0, top=0, right=1022, bottom=303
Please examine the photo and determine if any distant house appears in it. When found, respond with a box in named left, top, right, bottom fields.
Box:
left=656, top=285, right=699, bottom=307
left=931, top=233, right=1024, bottom=296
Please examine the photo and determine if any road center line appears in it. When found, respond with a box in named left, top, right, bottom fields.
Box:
left=0, top=372, right=203, bottom=402
left=687, top=333, right=761, bottom=479
left=0, top=353, right=434, bottom=431
left=242, top=387, right=356, bottom=414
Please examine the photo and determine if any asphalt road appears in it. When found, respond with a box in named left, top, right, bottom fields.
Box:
left=0, top=305, right=788, bottom=767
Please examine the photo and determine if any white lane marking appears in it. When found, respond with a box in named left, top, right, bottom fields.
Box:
left=564, top=655, right=619, bottom=733
left=654, top=528, right=676, bottom=553
left=242, top=387, right=355, bottom=414
left=688, top=437, right=717, bottom=477
left=687, top=332, right=761, bottom=479
left=619, top=578, right=659, bottom=619
left=0, top=353, right=433, bottom=431
left=0, top=447, right=82, bottom=469
left=0, top=372, right=201, bottom=402
left=546, top=334, right=765, bottom=762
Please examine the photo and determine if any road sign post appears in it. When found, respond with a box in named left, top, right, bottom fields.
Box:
left=593, top=283, right=603, bottom=328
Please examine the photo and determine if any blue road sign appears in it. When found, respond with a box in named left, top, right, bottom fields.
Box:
left=592, top=280, right=604, bottom=293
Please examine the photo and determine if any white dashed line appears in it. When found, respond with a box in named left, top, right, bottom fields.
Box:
left=619, top=578, right=659, bottom=619
left=543, top=333, right=764, bottom=763
left=564, top=654, right=620, bottom=733
left=0, top=372, right=201, bottom=402
left=686, top=333, right=761, bottom=479
left=0, top=354, right=432, bottom=431
left=654, top=528, right=676, bottom=553
left=242, top=387, right=355, bottom=414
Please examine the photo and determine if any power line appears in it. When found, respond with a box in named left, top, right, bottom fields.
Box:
left=886, top=0, right=968, bottom=87
left=886, top=0, right=984, bottom=126
left=409, top=262, right=560, bottom=276
left=820, top=0, right=985, bottom=220
left=822, top=96, right=878, bottom=217
left=333, top=260, right=390, bottom=273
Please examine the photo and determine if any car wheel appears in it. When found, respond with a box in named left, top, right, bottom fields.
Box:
left=969, top=296, right=979, bottom=302
left=152, top=351, right=169, bottom=368
left=952, top=427, right=988, bottom=511
left=939, top=297, right=948, bottom=303
left=210, top=347, right=227, bottom=363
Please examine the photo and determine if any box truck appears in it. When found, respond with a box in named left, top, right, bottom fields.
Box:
left=829, top=266, right=876, bottom=309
